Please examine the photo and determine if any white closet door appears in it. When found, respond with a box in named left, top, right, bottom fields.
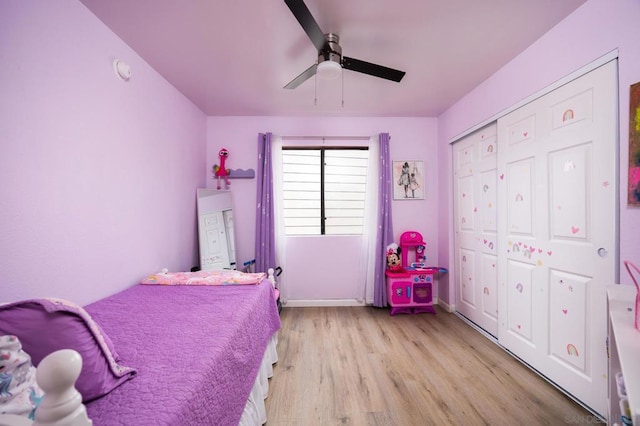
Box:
left=453, top=124, right=499, bottom=337
left=497, top=60, right=617, bottom=416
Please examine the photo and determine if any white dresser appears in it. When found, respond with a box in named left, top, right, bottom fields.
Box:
left=608, top=285, right=639, bottom=425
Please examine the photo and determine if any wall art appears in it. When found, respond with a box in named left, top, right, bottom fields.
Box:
left=393, top=160, right=424, bottom=200
left=629, top=81, right=640, bottom=205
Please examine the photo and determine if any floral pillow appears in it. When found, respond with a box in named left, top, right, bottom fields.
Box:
left=141, top=269, right=266, bottom=286
left=0, top=298, right=136, bottom=402
left=0, top=335, right=43, bottom=420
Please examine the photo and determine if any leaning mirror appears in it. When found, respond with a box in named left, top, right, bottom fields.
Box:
left=196, top=188, right=236, bottom=270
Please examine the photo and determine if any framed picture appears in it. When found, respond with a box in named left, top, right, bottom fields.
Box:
left=629, top=81, right=640, bottom=206
left=393, top=160, right=424, bottom=200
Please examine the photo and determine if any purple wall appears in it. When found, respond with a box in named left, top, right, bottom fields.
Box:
left=0, top=2, right=207, bottom=305
left=206, top=116, right=439, bottom=299
left=3, top=0, right=637, bottom=308
left=437, top=0, right=640, bottom=304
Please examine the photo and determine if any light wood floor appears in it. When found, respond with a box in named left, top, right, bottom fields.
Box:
left=265, top=306, right=602, bottom=425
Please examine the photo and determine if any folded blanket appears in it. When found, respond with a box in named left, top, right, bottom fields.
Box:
left=140, top=270, right=266, bottom=286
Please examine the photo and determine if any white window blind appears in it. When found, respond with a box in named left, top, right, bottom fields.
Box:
left=282, top=148, right=369, bottom=235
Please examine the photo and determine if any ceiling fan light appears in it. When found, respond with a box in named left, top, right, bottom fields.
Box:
left=317, top=60, right=342, bottom=80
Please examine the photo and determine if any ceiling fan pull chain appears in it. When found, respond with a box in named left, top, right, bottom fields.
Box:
left=341, top=68, right=345, bottom=108
left=314, top=73, right=318, bottom=106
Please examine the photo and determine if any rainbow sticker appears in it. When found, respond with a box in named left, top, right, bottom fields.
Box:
left=562, top=109, right=575, bottom=122
left=483, top=287, right=490, bottom=295
left=516, top=283, right=524, bottom=293
left=566, top=344, right=579, bottom=357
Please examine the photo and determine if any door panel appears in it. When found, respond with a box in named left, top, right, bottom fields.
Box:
left=548, top=269, right=590, bottom=373
left=497, top=60, right=617, bottom=416
left=454, top=124, right=499, bottom=336
left=506, top=259, right=535, bottom=343
left=459, top=248, right=476, bottom=306
left=549, top=144, right=590, bottom=239
left=458, top=175, right=475, bottom=231
left=480, top=253, right=498, bottom=321
left=480, top=170, right=497, bottom=232
left=506, top=157, right=535, bottom=235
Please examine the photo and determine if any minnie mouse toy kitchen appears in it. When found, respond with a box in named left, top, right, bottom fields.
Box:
left=385, top=231, right=447, bottom=316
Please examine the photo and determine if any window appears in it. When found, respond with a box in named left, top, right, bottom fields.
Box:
left=282, top=147, right=369, bottom=235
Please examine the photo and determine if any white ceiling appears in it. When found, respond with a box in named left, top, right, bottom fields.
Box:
left=80, top=0, right=587, bottom=117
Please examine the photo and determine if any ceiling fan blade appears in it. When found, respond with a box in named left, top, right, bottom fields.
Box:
left=284, top=63, right=318, bottom=89
left=284, top=0, right=327, bottom=51
left=342, top=56, right=406, bottom=82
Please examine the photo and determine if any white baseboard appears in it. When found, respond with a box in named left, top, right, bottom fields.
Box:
left=283, top=299, right=445, bottom=309
left=284, top=299, right=366, bottom=307
left=438, top=299, right=455, bottom=313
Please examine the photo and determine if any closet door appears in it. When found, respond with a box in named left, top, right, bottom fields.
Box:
left=497, top=60, right=617, bottom=416
left=453, top=124, right=499, bottom=337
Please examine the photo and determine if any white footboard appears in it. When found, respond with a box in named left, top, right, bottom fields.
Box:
left=0, top=350, right=92, bottom=426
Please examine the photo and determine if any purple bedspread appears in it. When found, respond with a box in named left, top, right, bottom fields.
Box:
left=83, top=281, right=281, bottom=425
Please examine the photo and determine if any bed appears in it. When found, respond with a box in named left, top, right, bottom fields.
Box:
left=0, top=270, right=281, bottom=425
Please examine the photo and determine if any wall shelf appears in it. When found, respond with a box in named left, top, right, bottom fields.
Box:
left=211, top=167, right=255, bottom=179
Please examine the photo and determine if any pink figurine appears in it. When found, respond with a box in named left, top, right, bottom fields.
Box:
left=214, top=148, right=231, bottom=190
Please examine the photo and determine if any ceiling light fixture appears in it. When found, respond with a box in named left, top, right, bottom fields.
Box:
left=313, top=33, right=345, bottom=107
left=317, top=58, right=342, bottom=80
left=316, top=33, right=342, bottom=80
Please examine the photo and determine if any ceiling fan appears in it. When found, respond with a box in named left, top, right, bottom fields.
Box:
left=283, top=0, right=406, bottom=89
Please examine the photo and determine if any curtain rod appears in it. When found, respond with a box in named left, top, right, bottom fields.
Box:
left=281, top=135, right=372, bottom=141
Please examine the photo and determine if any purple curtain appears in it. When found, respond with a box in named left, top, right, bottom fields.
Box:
left=255, top=132, right=276, bottom=273
left=373, top=133, right=394, bottom=307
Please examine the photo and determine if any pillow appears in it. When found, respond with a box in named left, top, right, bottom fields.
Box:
left=0, top=298, right=137, bottom=402
left=0, top=335, right=43, bottom=420
left=141, top=269, right=266, bottom=286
